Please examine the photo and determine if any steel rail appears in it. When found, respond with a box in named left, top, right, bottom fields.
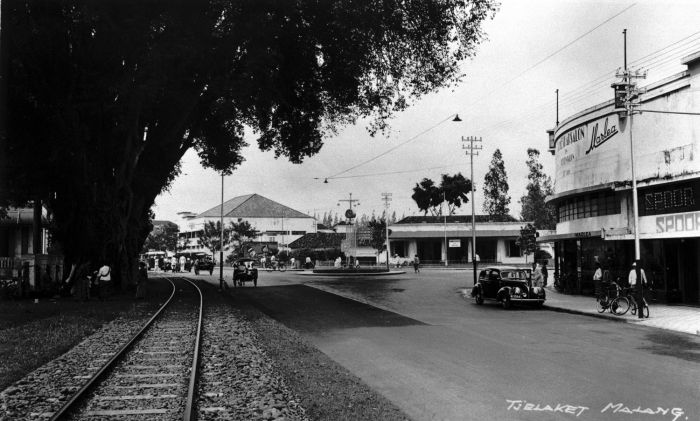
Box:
left=183, top=277, right=204, bottom=421
left=49, top=277, right=177, bottom=421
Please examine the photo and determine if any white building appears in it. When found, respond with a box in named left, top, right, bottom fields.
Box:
left=178, top=194, right=316, bottom=257
left=388, top=215, right=532, bottom=265
left=542, top=50, right=700, bottom=303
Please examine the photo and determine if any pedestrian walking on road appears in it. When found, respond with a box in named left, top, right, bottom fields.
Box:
left=413, top=255, right=420, bottom=273
left=136, top=261, right=148, bottom=299
left=96, top=262, right=111, bottom=300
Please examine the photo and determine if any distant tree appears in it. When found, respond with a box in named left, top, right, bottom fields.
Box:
left=198, top=221, right=231, bottom=261
left=482, top=149, right=511, bottom=221
left=411, top=173, right=471, bottom=216
left=368, top=218, right=387, bottom=253
left=520, top=149, right=556, bottom=229
left=141, top=222, right=179, bottom=253
left=515, top=223, right=538, bottom=263
left=227, top=220, right=259, bottom=258
left=390, top=211, right=397, bottom=224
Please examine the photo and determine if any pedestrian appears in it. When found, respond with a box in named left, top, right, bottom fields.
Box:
left=136, top=261, right=148, bottom=299
left=531, top=263, right=544, bottom=288
left=413, top=254, right=420, bottom=273
left=194, top=258, right=200, bottom=275
left=628, top=260, right=647, bottom=319
left=305, top=256, right=312, bottom=269
left=593, top=262, right=603, bottom=295
left=96, top=262, right=111, bottom=300
left=270, top=254, right=276, bottom=270
left=355, top=258, right=360, bottom=268
left=541, top=260, right=549, bottom=286
left=627, top=261, right=647, bottom=288
left=290, top=257, right=296, bottom=269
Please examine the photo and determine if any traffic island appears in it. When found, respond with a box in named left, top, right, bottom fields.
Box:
left=300, top=268, right=405, bottom=276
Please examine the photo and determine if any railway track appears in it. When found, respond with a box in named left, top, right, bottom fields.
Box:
left=50, top=277, right=203, bottom=421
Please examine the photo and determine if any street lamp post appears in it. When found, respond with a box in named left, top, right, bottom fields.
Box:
left=219, top=173, right=225, bottom=290
left=463, top=136, right=482, bottom=286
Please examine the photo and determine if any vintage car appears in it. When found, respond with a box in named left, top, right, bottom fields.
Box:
left=470, top=266, right=545, bottom=309
left=194, top=257, right=215, bottom=275
left=233, top=258, right=258, bottom=287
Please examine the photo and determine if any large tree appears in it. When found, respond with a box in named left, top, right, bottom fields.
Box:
left=3, top=1, right=498, bottom=288
left=519, top=148, right=556, bottom=229
left=227, top=219, right=259, bottom=258
left=482, top=148, right=511, bottom=221
left=411, top=173, right=471, bottom=216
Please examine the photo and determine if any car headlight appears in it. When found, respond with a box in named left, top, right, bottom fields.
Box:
left=514, top=287, right=521, bottom=295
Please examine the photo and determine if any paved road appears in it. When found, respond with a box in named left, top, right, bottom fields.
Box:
left=218, top=269, right=700, bottom=421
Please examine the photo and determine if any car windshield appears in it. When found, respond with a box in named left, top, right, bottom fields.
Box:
left=500, top=270, right=528, bottom=280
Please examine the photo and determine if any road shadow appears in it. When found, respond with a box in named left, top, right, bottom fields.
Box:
left=228, top=284, right=426, bottom=334
left=639, top=331, right=700, bottom=363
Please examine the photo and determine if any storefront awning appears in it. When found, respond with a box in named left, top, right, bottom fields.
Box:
left=537, top=230, right=603, bottom=242
left=391, top=230, right=520, bottom=239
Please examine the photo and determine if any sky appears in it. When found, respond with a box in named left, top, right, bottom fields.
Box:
left=152, top=0, right=700, bottom=227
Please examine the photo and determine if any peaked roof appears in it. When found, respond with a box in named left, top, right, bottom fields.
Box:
left=197, top=194, right=312, bottom=219
left=396, top=214, right=519, bottom=224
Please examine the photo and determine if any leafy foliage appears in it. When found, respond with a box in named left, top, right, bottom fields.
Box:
left=4, top=1, right=498, bottom=286
left=198, top=221, right=230, bottom=260
left=482, top=149, right=511, bottom=221
left=519, top=149, right=556, bottom=229
left=141, top=221, right=179, bottom=253
left=368, top=218, right=387, bottom=252
left=227, top=219, right=259, bottom=257
left=411, top=173, right=471, bottom=216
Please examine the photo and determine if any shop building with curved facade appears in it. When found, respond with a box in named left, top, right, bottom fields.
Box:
left=542, top=51, right=700, bottom=304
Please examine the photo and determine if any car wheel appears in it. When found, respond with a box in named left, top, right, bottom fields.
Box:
left=501, top=295, right=511, bottom=309
left=474, top=289, right=484, bottom=305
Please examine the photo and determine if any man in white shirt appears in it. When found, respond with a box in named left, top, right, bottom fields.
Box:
left=627, top=261, right=647, bottom=287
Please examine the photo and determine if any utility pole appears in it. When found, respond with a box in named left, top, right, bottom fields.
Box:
left=381, top=193, right=392, bottom=271
left=219, top=173, right=225, bottom=290
left=443, top=191, right=448, bottom=267
left=462, top=136, right=482, bottom=285
left=613, top=29, right=646, bottom=318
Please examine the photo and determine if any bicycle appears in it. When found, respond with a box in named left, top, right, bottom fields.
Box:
left=595, top=281, right=630, bottom=315
left=623, top=287, right=650, bottom=318
left=272, top=262, right=287, bottom=272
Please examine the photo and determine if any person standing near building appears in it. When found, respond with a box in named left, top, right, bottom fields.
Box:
left=541, top=261, right=549, bottom=287
left=531, top=263, right=544, bottom=288
left=628, top=260, right=647, bottom=319
left=413, top=254, right=420, bottom=273
left=593, top=262, right=603, bottom=294
left=136, top=261, right=148, bottom=299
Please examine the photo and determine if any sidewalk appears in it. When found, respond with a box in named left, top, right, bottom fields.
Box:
left=543, top=286, right=700, bottom=336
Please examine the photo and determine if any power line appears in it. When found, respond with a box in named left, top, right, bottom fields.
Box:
left=326, top=113, right=457, bottom=179
left=328, top=163, right=464, bottom=180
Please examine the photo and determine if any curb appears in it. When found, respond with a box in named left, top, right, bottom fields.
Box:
left=297, top=271, right=407, bottom=277
left=543, top=304, right=629, bottom=323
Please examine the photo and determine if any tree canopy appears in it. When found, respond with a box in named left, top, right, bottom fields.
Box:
left=519, top=148, right=556, bottom=229
left=2, top=0, right=498, bottom=287
left=482, top=148, right=511, bottom=221
left=411, top=173, right=472, bottom=216
left=141, top=220, right=179, bottom=253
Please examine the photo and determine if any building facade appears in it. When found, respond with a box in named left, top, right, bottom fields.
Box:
left=389, top=216, right=532, bottom=265
left=178, top=194, right=316, bottom=259
left=543, top=51, right=700, bottom=304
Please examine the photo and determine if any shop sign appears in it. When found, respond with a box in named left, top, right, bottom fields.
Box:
left=656, top=211, right=700, bottom=234
left=639, top=180, right=700, bottom=216
left=573, top=231, right=598, bottom=238
left=448, top=239, right=461, bottom=248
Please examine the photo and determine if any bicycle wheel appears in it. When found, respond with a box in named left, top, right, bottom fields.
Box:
left=642, top=300, right=649, bottom=318
left=595, top=294, right=609, bottom=313
left=279, top=264, right=286, bottom=272
left=612, top=296, right=630, bottom=315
